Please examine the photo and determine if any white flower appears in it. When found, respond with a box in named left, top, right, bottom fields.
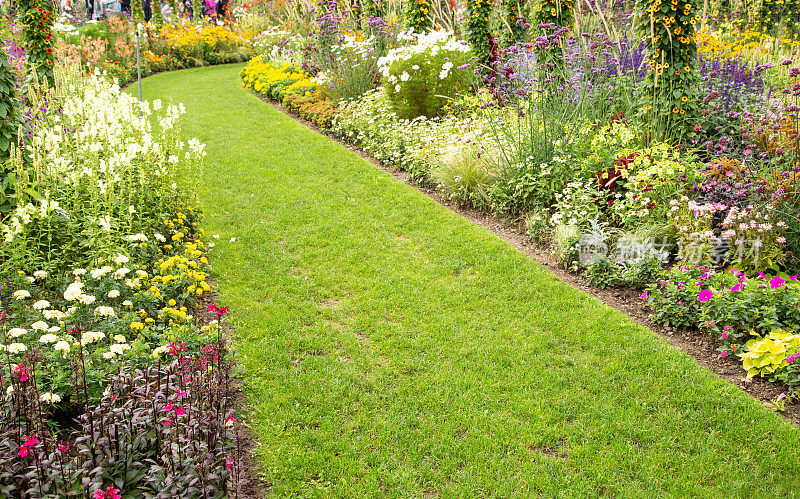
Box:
left=39, top=392, right=61, bottom=403
left=25, top=277, right=35, bottom=283
left=13, top=290, right=31, bottom=300
left=48, top=326, right=61, bottom=333
left=113, top=267, right=131, bottom=279
left=80, top=331, right=105, bottom=345
left=152, top=345, right=168, bottom=357
left=6, top=386, right=13, bottom=395
left=8, top=343, right=27, bottom=355
left=94, top=306, right=115, bottom=317
left=113, top=334, right=127, bottom=343
left=212, top=234, right=220, bottom=239
left=33, top=299, right=51, bottom=310
left=114, top=254, right=129, bottom=265
left=108, top=290, right=120, bottom=298
left=109, top=343, right=130, bottom=355
left=33, top=270, right=48, bottom=279
left=31, top=321, right=49, bottom=331
left=125, top=233, right=148, bottom=242
left=102, top=352, right=116, bottom=359
left=54, top=341, right=71, bottom=356
left=154, top=233, right=166, bottom=242
left=7, top=328, right=27, bottom=338
left=42, top=309, right=66, bottom=320
left=78, top=294, right=97, bottom=305
left=39, top=333, right=59, bottom=344
left=72, top=268, right=87, bottom=276
left=90, top=266, right=112, bottom=279
left=229, top=238, right=237, bottom=243
left=122, top=300, right=133, bottom=307
left=64, top=281, right=83, bottom=301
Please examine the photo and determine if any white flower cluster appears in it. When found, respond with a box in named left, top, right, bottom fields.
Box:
left=377, top=30, right=470, bottom=86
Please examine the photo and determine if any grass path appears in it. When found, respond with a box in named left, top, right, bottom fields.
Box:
left=135, top=64, right=800, bottom=496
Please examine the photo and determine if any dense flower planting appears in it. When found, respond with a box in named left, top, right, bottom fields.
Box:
left=0, top=46, right=246, bottom=497
left=237, top=1, right=800, bottom=395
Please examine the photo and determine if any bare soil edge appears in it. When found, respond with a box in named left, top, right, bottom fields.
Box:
left=264, top=97, right=800, bottom=425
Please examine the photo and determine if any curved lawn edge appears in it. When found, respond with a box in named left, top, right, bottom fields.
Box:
left=134, top=63, right=800, bottom=497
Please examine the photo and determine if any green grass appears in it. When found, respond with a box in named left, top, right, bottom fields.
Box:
left=133, top=64, right=800, bottom=497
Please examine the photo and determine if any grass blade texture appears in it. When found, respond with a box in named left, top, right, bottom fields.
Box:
left=133, top=64, right=800, bottom=497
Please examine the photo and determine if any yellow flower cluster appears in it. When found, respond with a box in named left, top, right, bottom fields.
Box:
left=697, top=26, right=800, bottom=60
left=240, top=56, right=318, bottom=98
left=160, top=23, right=249, bottom=49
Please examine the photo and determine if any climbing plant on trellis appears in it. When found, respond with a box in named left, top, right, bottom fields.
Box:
left=465, top=0, right=494, bottom=66
left=635, top=0, right=700, bottom=140
left=405, top=0, right=434, bottom=33
left=18, top=0, right=55, bottom=85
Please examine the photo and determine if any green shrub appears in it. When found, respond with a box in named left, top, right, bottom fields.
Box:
left=378, top=30, right=473, bottom=119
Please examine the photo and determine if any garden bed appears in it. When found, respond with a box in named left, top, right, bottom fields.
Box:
left=265, top=93, right=800, bottom=424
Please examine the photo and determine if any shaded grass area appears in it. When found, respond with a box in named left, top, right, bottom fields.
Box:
left=134, top=64, right=800, bottom=496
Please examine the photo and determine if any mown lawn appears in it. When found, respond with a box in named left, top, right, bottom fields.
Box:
left=134, top=63, right=800, bottom=496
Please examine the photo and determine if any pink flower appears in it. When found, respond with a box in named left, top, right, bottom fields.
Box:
left=225, top=415, right=236, bottom=427
left=208, top=301, right=229, bottom=318
left=721, top=350, right=729, bottom=358
left=698, top=289, right=714, bottom=302
left=757, top=271, right=767, bottom=279
left=164, top=403, right=173, bottom=412
left=731, top=283, right=743, bottom=292
left=787, top=353, right=800, bottom=363
left=770, top=276, right=786, bottom=289
left=12, top=363, right=29, bottom=382
left=18, top=435, right=38, bottom=458
left=176, top=391, right=187, bottom=398
left=790, top=275, right=798, bottom=281
left=174, top=405, right=186, bottom=416
left=639, top=291, right=648, bottom=299
left=92, top=486, right=122, bottom=499
left=731, top=269, right=743, bottom=276
left=58, top=441, right=69, bottom=453
left=226, top=457, right=234, bottom=470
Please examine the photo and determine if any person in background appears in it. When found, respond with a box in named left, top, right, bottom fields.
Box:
left=215, top=0, right=227, bottom=18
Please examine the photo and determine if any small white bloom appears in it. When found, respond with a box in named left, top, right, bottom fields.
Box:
left=114, top=254, right=129, bottom=265
left=13, top=290, right=31, bottom=300
left=113, top=267, right=131, bottom=280
left=31, top=321, right=49, bottom=331
left=8, top=343, right=27, bottom=355
left=94, top=306, right=116, bottom=317
left=230, top=238, right=237, bottom=243
left=7, top=328, right=26, bottom=338
left=109, top=343, right=130, bottom=355
left=39, top=392, right=61, bottom=404
left=54, top=341, right=70, bottom=356
left=48, top=326, right=61, bottom=333
left=78, top=294, right=97, bottom=305
left=39, top=333, right=58, bottom=344
left=113, top=334, right=127, bottom=343
left=64, top=281, right=83, bottom=301
left=102, top=352, right=116, bottom=359
left=33, top=270, right=48, bottom=279
left=154, top=233, right=166, bottom=243
left=33, top=300, right=51, bottom=310
left=72, top=268, right=87, bottom=276
left=122, top=300, right=133, bottom=307
left=108, top=290, right=120, bottom=299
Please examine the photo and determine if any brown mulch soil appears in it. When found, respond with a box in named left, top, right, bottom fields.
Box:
left=263, top=96, right=800, bottom=425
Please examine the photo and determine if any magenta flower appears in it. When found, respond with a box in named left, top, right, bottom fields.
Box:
left=730, top=269, right=743, bottom=276
left=721, top=331, right=728, bottom=339
left=226, top=457, right=234, bottom=470
left=731, top=283, right=743, bottom=292
left=787, top=353, right=799, bottom=363
left=770, top=276, right=786, bottom=289
left=92, top=486, right=122, bottom=499
left=18, top=435, right=38, bottom=458
left=721, top=350, right=729, bottom=358
left=639, top=291, right=648, bottom=299
left=174, top=405, right=186, bottom=416
left=698, top=289, right=714, bottom=302
left=790, top=275, right=798, bottom=281
left=757, top=271, right=767, bottom=279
